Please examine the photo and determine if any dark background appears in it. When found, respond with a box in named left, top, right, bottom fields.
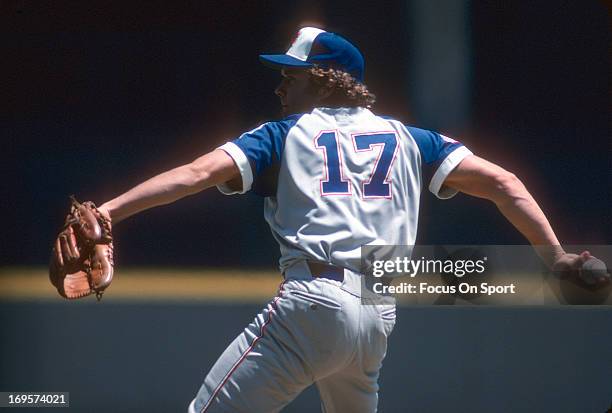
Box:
left=2, top=0, right=610, bottom=267
left=1, top=2, right=611, bottom=412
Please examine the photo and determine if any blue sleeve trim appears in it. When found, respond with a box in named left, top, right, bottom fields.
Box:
left=231, top=114, right=303, bottom=176
left=406, top=126, right=463, bottom=165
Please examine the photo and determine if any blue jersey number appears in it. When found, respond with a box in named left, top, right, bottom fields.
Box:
left=353, top=133, right=397, bottom=198
left=316, top=131, right=398, bottom=198
left=315, top=131, right=351, bottom=195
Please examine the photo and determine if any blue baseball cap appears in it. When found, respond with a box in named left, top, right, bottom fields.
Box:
left=259, top=27, right=365, bottom=82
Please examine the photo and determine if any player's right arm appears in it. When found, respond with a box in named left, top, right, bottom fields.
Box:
left=442, top=154, right=571, bottom=268
left=98, top=149, right=241, bottom=224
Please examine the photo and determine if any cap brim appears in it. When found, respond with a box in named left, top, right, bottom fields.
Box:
left=259, top=54, right=313, bottom=70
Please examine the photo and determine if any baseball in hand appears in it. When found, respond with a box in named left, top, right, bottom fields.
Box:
left=580, top=257, right=610, bottom=288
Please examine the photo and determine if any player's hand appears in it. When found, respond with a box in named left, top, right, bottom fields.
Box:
left=97, top=204, right=112, bottom=222
left=552, top=251, right=610, bottom=290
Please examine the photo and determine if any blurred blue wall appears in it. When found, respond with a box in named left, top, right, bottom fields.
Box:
left=1, top=302, right=611, bottom=412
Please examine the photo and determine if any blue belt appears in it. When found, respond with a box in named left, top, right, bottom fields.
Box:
left=307, top=261, right=345, bottom=282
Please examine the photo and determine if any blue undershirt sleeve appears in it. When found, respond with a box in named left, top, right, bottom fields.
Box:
left=406, top=126, right=473, bottom=199
left=216, top=115, right=301, bottom=195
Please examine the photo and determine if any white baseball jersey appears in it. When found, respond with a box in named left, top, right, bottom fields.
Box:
left=217, top=107, right=472, bottom=273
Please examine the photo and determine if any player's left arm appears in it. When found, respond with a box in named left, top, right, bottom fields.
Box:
left=442, top=154, right=595, bottom=272
left=99, top=149, right=241, bottom=224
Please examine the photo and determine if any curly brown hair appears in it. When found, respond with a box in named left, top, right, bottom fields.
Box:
left=308, top=66, right=376, bottom=108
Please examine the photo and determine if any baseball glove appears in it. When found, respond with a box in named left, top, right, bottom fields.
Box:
left=49, top=196, right=114, bottom=300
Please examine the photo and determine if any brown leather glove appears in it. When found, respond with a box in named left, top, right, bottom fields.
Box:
left=49, top=196, right=114, bottom=300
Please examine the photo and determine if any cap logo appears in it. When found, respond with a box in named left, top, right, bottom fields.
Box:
left=286, top=27, right=326, bottom=61
left=288, top=30, right=302, bottom=49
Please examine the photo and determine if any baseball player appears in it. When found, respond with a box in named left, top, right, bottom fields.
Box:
left=52, top=27, right=607, bottom=412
